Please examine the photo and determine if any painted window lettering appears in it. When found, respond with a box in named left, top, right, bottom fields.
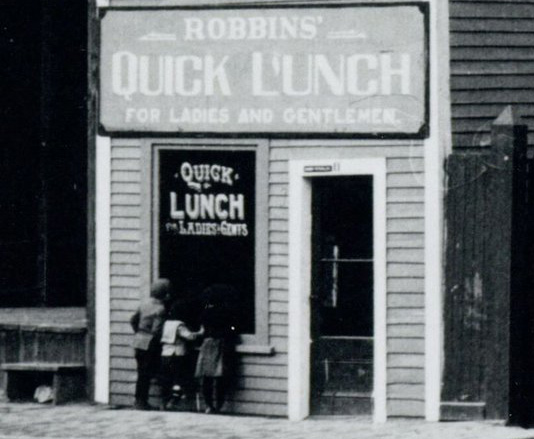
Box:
left=167, top=161, right=247, bottom=236
left=169, top=193, right=245, bottom=221
left=180, top=162, right=235, bottom=190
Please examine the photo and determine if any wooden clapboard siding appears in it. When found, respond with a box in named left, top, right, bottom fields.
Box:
left=387, top=294, right=424, bottom=308
left=450, top=0, right=534, bottom=149
left=110, top=378, right=288, bottom=396
left=109, top=394, right=287, bottom=417
left=112, top=355, right=288, bottom=377
left=389, top=308, right=425, bottom=325
left=388, top=353, right=425, bottom=368
left=109, top=142, right=144, bottom=408
left=387, top=399, right=426, bottom=418
left=267, top=145, right=290, bottom=416
left=270, top=289, right=288, bottom=302
left=224, top=401, right=287, bottom=417
left=268, top=142, right=425, bottom=417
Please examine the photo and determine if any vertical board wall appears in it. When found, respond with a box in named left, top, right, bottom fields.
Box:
left=107, top=139, right=426, bottom=418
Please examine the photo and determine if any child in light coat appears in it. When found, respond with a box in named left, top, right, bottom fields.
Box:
left=160, top=318, right=203, bottom=410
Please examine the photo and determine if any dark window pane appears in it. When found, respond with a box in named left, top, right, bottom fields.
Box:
left=158, top=149, right=256, bottom=334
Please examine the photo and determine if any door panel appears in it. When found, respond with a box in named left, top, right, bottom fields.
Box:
left=310, top=176, right=374, bottom=416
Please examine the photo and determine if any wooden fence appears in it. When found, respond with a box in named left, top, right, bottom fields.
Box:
left=441, top=107, right=529, bottom=421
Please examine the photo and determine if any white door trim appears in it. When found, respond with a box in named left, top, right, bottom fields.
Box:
left=95, top=135, right=111, bottom=404
left=425, top=0, right=449, bottom=421
left=288, top=157, right=387, bottom=422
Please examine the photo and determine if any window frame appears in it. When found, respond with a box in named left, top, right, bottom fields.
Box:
left=148, top=138, right=271, bottom=351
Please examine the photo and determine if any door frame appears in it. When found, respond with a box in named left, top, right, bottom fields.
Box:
left=288, top=157, right=387, bottom=422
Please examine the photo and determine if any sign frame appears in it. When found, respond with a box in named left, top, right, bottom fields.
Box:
left=98, top=2, right=430, bottom=139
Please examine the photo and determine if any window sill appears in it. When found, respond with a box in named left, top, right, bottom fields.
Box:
left=235, top=344, right=275, bottom=355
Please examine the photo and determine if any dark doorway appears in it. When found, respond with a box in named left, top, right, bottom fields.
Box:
left=309, top=176, right=374, bottom=416
left=0, top=0, right=87, bottom=307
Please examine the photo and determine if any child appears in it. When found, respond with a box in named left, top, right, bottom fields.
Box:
left=195, top=284, right=237, bottom=414
left=130, top=278, right=170, bottom=410
left=160, top=313, right=204, bottom=410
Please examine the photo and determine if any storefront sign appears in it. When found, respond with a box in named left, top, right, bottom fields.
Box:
left=100, top=5, right=428, bottom=136
left=158, top=148, right=256, bottom=333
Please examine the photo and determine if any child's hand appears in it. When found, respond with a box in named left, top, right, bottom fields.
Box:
left=198, top=325, right=205, bottom=336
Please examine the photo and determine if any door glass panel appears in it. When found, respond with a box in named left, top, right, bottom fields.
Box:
left=312, top=176, right=374, bottom=337
left=318, top=262, right=373, bottom=336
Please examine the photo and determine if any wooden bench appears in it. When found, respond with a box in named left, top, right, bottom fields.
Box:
left=1, top=362, right=86, bottom=405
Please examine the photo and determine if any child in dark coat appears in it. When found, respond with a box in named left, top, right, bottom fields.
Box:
left=130, top=278, right=170, bottom=410
left=195, top=284, right=237, bottom=413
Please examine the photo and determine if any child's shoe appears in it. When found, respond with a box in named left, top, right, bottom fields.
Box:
left=171, top=385, right=183, bottom=399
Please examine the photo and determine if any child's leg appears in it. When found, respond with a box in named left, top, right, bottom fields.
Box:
left=214, top=377, right=226, bottom=411
left=159, top=356, right=174, bottom=406
left=185, top=352, right=198, bottom=398
left=202, top=378, right=214, bottom=411
left=173, top=356, right=187, bottom=395
left=134, top=349, right=151, bottom=407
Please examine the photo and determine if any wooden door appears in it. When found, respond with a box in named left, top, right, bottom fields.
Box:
left=310, top=176, right=374, bottom=416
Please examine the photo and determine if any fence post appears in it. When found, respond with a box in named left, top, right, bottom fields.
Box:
left=491, top=106, right=527, bottom=160
left=493, top=107, right=530, bottom=425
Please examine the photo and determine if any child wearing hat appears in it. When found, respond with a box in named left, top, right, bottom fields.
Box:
left=130, top=278, right=170, bottom=410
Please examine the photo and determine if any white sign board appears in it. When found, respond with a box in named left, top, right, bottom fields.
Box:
left=100, top=5, right=428, bottom=136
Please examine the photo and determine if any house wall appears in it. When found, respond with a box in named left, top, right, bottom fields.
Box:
left=106, top=138, right=426, bottom=417
left=89, top=0, right=446, bottom=419
left=449, top=0, right=534, bottom=149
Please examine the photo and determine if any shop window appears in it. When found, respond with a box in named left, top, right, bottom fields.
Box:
left=154, top=143, right=269, bottom=345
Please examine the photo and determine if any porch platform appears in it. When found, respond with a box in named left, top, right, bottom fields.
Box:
left=0, top=308, right=87, bottom=394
